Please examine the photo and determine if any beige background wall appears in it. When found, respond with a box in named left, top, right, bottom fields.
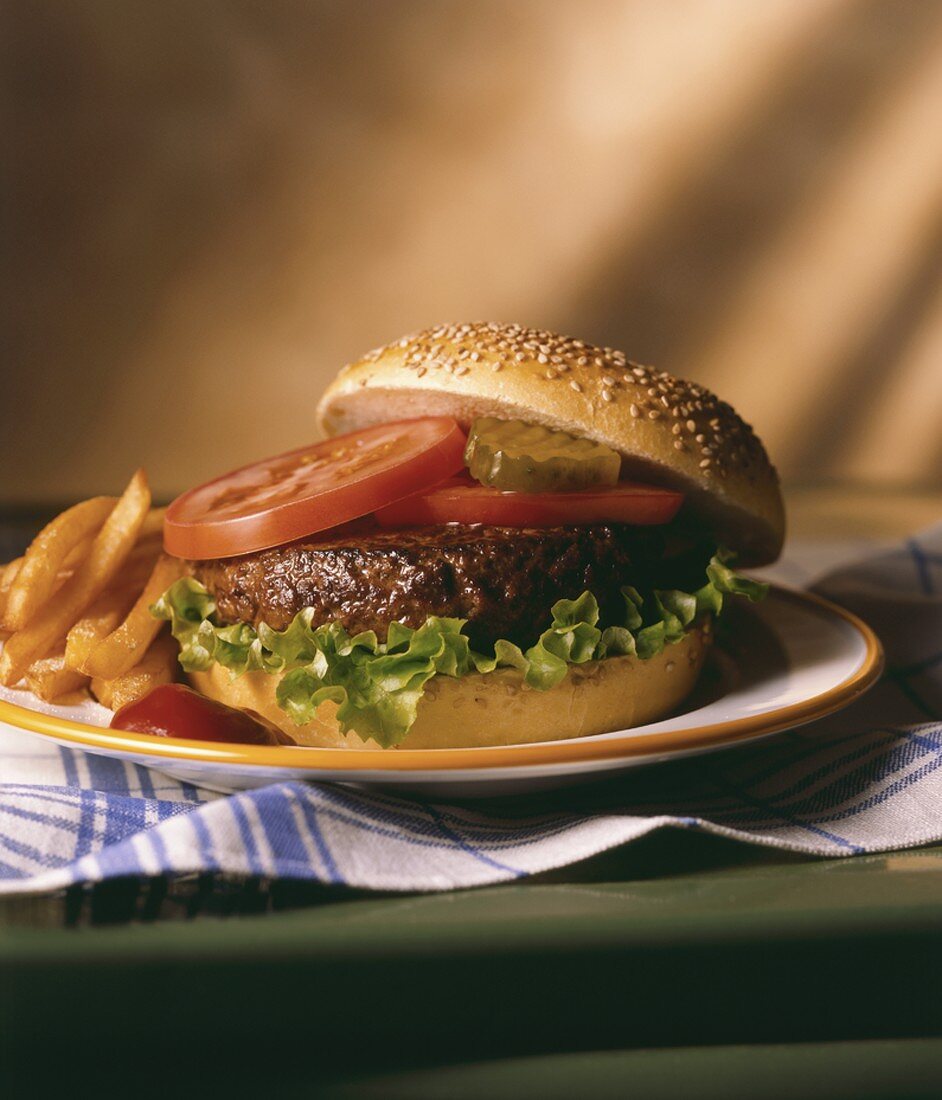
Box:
left=3, top=0, right=942, bottom=503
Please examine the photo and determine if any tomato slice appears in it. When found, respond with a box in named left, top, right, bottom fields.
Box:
left=112, top=684, right=289, bottom=745
left=374, top=476, right=684, bottom=528
left=164, top=418, right=468, bottom=559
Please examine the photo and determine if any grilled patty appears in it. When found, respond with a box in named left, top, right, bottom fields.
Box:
left=193, top=523, right=703, bottom=650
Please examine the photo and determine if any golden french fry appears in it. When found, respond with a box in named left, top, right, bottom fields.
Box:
left=1, top=542, right=95, bottom=632
left=89, top=677, right=114, bottom=709
left=92, top=631, right=178, bottom=711
left=61, top=542, right=163, bottom=673
left=80, top=555, right=184, bottom=679
left=25, top=651, right=89, bottom=703
left=61, top=532, right=96, bottom=570
left=4, top=497, right=117, bottom=632
left=121, top=537, right=164, bottom=580
left=0, top=469, right=151, bottom=687
left=139, top=507, right=167, bottom=541
left=64, top=585, right=141, bottom=672
left=2, top=542, right=96, bottom=632
left=0, top=558, right=24, bottom=626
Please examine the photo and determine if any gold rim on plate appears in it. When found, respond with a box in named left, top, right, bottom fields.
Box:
left=0, top=586, right=883, bottom=772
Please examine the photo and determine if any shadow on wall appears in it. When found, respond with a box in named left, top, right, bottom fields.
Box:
left=2, top=0, right=942, bottom=502
left=573, top=0, right=942, bottom=481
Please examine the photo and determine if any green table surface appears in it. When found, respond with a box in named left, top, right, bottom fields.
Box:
left=2, top=831, right=941, bottom=1092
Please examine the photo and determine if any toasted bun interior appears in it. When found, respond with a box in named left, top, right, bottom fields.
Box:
left=317, top=322, right=785, bottom=564
left=187, top=625, right=710, bottom=750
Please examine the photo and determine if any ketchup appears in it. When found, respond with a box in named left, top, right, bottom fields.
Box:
left=111, top=684, right=292, bottom=746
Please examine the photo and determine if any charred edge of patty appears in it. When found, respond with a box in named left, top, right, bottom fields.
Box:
left=191, top=523, right=713, bottom=650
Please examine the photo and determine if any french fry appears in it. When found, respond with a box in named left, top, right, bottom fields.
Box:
left=80, top=555, right=184, bottom=679
left=122, top=536, right=164, bottom=579
left=1, top=545, right=98, bottom=632
left=4, top=497, right=117, bottom=632
left=25, top=651, right=89, bottom=703
left=139, top=507, right=167, bottom=541
left=89, top=677, right=113, bottom=709
left=81, top=542, right=162, bottom=611
left=91, top=631, right=178, bottom=712
left=1, top=540, right=102, bottom=625
left=0, top=558, right=24, bottom=626
left=0, top=469, right=151, bottom=687
left=64, top=585, right=141, bottom=672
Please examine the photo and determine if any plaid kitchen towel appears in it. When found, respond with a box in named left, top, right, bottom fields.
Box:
left=0, top=526, right=940, bottom=895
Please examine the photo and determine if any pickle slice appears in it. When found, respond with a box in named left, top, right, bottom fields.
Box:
left=465, top=417, right=621, bottom=493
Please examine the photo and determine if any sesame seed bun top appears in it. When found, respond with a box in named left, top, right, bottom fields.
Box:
left=316, top=322, right=785, bottom=564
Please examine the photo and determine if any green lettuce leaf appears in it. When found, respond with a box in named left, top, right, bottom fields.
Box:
left=151, top=552, right=766, bottom=748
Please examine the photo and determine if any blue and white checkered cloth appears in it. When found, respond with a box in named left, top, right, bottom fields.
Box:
left=1, top=526, right=941, bottom=895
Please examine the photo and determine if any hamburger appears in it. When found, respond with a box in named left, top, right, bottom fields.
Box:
left=155, top=322, right=783, bottom=750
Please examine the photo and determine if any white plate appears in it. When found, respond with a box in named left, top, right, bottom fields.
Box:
left=0, top=585, right=882, bottom=797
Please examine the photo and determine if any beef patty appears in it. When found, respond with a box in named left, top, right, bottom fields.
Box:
left=193, top=523, right=703, bottom=650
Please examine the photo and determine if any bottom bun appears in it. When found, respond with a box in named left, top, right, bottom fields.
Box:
left=188, top=624, right=710, bottom=750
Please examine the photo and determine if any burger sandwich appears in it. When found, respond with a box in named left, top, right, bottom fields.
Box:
left=155, top=322, right=783, bottom=750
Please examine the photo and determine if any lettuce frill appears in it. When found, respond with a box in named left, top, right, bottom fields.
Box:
left=151, top=552, right=766, bottom=748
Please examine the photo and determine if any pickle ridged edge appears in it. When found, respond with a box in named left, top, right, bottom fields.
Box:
left=465, top=417, right=621, bottom=493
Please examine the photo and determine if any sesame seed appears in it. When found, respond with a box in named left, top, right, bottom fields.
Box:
left=699, top=458, right=712, bottom=468
left=673, top=440, right=685, bottom=451
left=358, top=322, right=774, bottom=478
